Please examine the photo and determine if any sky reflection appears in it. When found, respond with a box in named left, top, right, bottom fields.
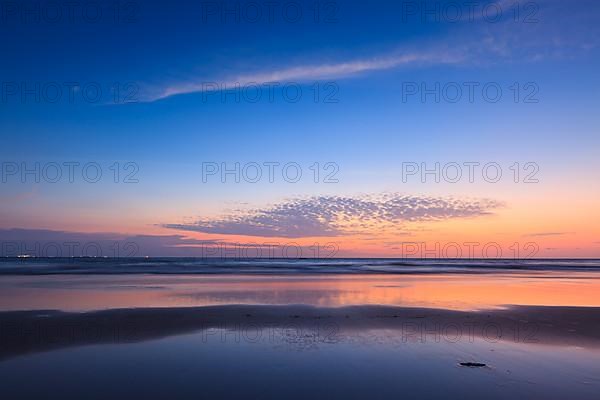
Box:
left=2, top=272, right=600, bottom=312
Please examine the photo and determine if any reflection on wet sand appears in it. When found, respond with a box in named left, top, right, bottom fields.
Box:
left=1, top=272, right=600, bottom=312
left=2, top=272, right=600, bottom=399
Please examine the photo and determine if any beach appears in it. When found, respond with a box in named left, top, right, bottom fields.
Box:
left=1, top=265, right=600, bottom=399
left=4, top=0, right=599, bottom=397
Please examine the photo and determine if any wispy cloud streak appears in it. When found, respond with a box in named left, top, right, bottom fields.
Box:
left=145, top=0, right=597, bottom=102
left=153, top=51, right=463, bottom=101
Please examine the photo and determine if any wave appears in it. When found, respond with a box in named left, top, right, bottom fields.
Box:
left=1, top=257, right=600, bottom=275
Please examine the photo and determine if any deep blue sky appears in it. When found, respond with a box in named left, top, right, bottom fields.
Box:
left=1, top=0, right=599, bottom=256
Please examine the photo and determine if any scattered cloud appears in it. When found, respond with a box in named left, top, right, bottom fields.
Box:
left=524, top=232, right=574, bottom=237
left=164, top=194, right=502, bottom=238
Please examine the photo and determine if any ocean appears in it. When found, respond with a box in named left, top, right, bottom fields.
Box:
left=2, top=257, right=600, bottom=275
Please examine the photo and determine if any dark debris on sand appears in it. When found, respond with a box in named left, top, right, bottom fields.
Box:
left=459, top=362, right=487, bottom=368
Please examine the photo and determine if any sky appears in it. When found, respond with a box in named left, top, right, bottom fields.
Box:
left=1, top=0, right=599, bottom=258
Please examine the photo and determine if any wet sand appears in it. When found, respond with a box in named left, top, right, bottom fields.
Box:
left=2, top=304, right=600, bottom=361
left=1, top=272, right=600, bottom=399
left=3, top=272, right=600, bottom=311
